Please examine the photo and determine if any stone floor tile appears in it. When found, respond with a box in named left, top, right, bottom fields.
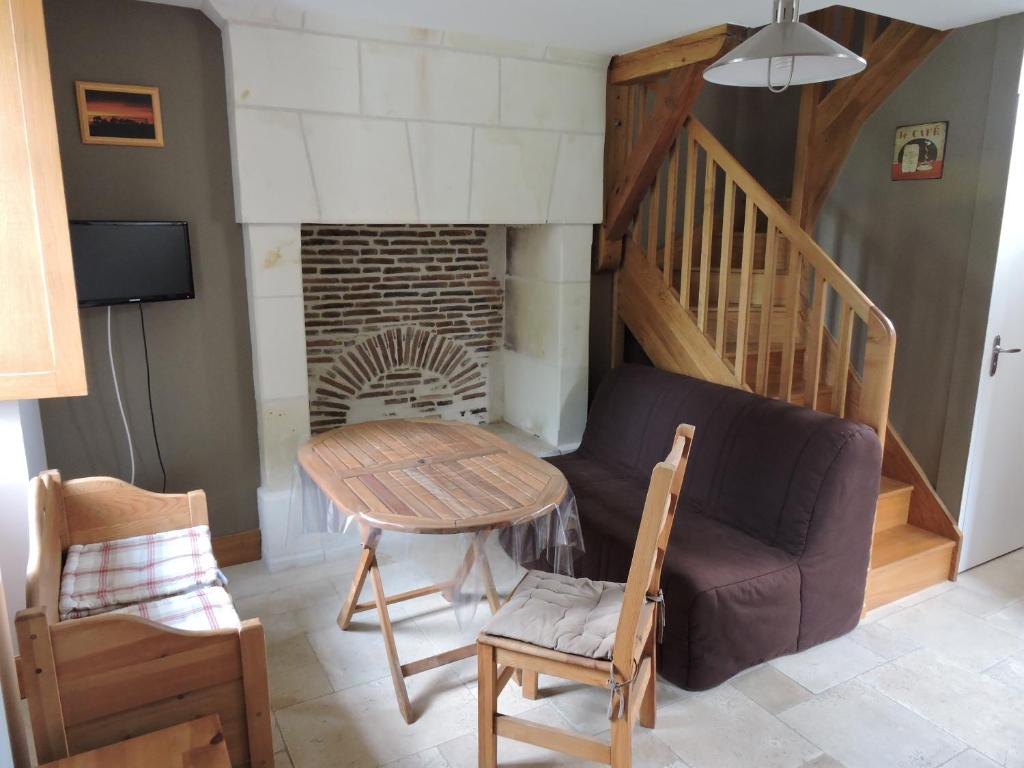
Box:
left=437, top=703, right=585, bottom=767
left=274, top=750, right=294, bottom=768
left=272, top=713, right=284, bottom=753
left=940, top=750, right=1002, bottom=767
left=847, top=621, right=923, bottom=661
left=770, top=637, right=885, bottom=693
left=983, top=652, right=1024, bottom=692
left=268, top=639, right=335, bottom=710
left=543, top=677, right=686, bottom=736
left=801, top=755, right=846, bottom=767
left=590, top=728, right=693, bottom=768
left=860, top=649, right=1024, bottom=766
left=235, top=578, right=340, bottom=619
left=984, top=598, right=1024, bottom=638
left=779, top=679, right=964, bottom=768
left=307, top=614, right=437, bottom=692
left=382, top=747, right=451, bottom=768
left=877, top=600, right=1024, bottom=672
left=653, top=685, right=821, bottom=768
left=277, top=669, right=476, bottom=768
left=729, top=664, right=814, bottom=714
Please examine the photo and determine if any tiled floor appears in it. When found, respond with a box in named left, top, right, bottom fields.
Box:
left=224, top=545, right=1024, bottom=768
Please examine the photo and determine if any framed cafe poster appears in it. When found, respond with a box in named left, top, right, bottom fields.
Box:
left=892, top=122, right=947, bottom=181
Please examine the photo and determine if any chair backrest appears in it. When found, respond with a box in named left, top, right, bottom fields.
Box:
left=611, top=425, right=694, bottom=676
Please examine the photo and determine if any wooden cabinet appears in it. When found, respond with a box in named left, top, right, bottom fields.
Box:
left=0, top=0, right=86, bottom=400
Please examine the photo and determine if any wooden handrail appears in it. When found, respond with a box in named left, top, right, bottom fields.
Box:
left=623, top=110, right=895, bottom=439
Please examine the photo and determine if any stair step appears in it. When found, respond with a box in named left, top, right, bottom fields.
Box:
left=875, top=477, right=913, bottom=531
left=865, top=524, right=956, bottom=611
left=703, top=305, right=793, bottom=348
left=685, top=268, right=791, bottom=309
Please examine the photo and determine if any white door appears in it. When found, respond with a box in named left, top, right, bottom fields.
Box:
left=960, top=72, right=1024, bottom=571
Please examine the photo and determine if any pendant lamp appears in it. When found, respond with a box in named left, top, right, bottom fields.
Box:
left=704, top=0, right=866, bottom=92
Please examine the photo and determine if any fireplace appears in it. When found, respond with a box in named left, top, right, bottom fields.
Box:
left=203, top=1, right=606, bottom=568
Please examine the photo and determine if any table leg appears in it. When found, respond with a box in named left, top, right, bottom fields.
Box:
left=333, top=528, right=509, bottom=724
left=442, top=541, right=479, bottom=603
left=472, top=531, right=502, bottom=615
left=337, top=526, right=380, bottom=630
left=369, top=553, right=415, bottom=724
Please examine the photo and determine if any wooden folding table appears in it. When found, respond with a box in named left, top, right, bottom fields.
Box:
left=297, top=419, right=571, bottom=723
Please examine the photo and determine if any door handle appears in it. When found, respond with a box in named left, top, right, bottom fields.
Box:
left=990, top=334, right=1022, bottom=376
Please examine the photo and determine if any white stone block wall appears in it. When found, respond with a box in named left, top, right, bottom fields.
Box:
left=197, top=1, right=606, bottom=569
left=504, top=226, right=592, bottom=450
left=211, top=3, right=607, bottom=226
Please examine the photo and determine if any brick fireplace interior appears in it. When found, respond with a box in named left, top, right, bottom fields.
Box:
left=301, top=224, right=505, bottom=432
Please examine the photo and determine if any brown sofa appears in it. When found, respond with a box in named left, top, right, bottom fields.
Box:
left=547, top=364, right=881, bottom=690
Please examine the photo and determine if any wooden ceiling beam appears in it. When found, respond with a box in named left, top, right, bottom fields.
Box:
left=608, top=24, right=742, bottom=86
left=790, top=15, right=948, bottom=231
left=605, top=65, right=704, bottom=241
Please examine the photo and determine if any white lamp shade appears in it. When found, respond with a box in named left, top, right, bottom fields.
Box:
left=704, top=21, right=866, bottom=88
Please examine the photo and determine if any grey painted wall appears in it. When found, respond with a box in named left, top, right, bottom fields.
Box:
left=39, top=0, right=260, bottom=535
left=817, top=14, right=1024, bottom=515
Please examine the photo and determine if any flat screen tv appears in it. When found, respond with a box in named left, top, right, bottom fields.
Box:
left=69, top=220, right=195, bottom=307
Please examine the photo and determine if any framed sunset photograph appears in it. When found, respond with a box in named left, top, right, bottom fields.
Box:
left=75, top=81, right=164, bottom=147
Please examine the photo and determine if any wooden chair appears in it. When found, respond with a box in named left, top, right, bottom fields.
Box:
left=14, top=471, right=274, bottom=768
left=476, top=424, right=694, bottom=767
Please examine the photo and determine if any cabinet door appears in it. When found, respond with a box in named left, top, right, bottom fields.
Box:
left=0, top=0, right=86, bottom=400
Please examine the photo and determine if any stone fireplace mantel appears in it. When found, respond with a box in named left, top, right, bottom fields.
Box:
left=198, top=0, right=606, bottom=569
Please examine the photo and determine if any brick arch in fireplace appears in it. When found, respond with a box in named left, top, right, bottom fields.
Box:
left=310, top=326, right=487, bottom=432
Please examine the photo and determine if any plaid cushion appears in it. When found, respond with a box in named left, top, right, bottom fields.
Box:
left=113, top=586, right=240, bottom=632
left=59, top=526, right=223, bottom=621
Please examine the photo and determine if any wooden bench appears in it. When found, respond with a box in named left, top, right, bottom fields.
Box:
left=15, top=470, right=273, bottom=768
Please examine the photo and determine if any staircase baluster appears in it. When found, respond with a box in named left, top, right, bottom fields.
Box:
left=755, top=222, right=779, bottom=395
left=804, top=274, right=828, bottom=412
left=779, top=248, right=803, bottom=403
left=663, top=140, right=681, bottom=288
left=697, top=158, right=717, bottom=334
left=734, top=197, right=757, bottom=385
left=716, top=176, right=735, bottom=356
left=833, top=301, right=855, bottom=417
left=630, top=85, right=646, bottom=235
left=647, top=166, right=662, bottom=268
left=679, top=137, right=698, bottom=313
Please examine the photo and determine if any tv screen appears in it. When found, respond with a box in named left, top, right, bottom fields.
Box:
left=69, top=221, right=195, bottom=307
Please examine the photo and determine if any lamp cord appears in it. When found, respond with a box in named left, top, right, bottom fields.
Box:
left=107, top=305, right=136, bottom=485
left=138, top=303, right=167, bottom=493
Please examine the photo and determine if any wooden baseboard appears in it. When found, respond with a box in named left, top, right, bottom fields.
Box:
left=212, top=529, right=262, bottom=567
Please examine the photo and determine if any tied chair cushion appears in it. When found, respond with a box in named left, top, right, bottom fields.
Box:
left=481, top=570, right=625, bottom=659
left=59, top=525, right=224, bottom=620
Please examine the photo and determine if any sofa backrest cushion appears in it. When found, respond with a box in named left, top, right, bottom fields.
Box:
left=582, top=365, right=881, bottom=557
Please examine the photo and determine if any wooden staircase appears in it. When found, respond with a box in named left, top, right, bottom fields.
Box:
left=599, top=13, right=961, bottom=610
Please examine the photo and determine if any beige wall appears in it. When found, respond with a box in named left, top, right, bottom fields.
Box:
left=39, top=0, right=260, bottom=535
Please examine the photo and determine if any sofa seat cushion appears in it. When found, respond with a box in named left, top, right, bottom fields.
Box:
left=482, top=570, right=624, bottom=660
left=112, top=586, right=241, bottom=632
left=59, top=525, right=223, bottom=620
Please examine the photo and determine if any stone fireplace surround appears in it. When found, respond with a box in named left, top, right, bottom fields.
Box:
left=197, top=0, right=606, bottom=568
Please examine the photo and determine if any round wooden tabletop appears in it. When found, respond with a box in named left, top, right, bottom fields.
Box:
left=297, top=419, right=570, bottom=534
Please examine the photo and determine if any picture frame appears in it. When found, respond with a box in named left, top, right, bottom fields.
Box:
left=892, top=121, right=947, bottom=181
left=75, top=81, right=164, bottom=147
